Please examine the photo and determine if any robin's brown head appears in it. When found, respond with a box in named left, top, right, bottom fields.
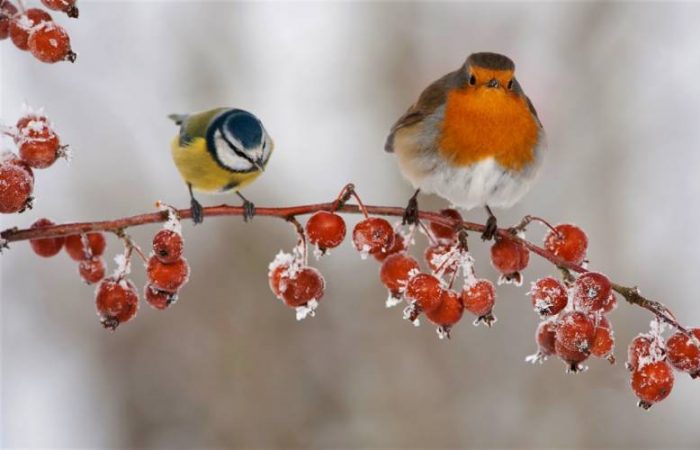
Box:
left=464, top=52, right=516, bottom=91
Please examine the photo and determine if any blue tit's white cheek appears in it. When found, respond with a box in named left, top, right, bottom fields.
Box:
left=213, top=130, right=254, bottom=172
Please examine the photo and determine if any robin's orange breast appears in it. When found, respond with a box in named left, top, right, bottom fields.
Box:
left=438, top=88, right=539, bottom=172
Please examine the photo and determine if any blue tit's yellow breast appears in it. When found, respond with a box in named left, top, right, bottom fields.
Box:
left=170, top=137, right=261, bottom=193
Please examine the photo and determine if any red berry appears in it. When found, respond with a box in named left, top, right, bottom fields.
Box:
left=78, top=257, right=105, bottom=284
left=426, top=289, right=463, bottom=327
left=28, top=218, right=64, bottom=257
left=591, top=316, right=615, bottom=360
left=666, top=329, right=700, bottom=377
left=601, top=292, right=617, bottom=314
left=572, top=272, right=611, bottom=312
left=424, top=244, right=457, bottom=276
left=64, top=233, right=106, bottom=261
left=0, top=1, right=18, bottom=40
left=555, top=311, right=595, bottom=354
left=152, top=229, right=183, bottom=264
left=379, top=253, right=419, bottom=297
left=529, top=277, right=567, bottom=317
left=372, top=233, right=405, bottom=262
left=305, top=211, right=346, bottom=253
left=490, top=236, right=529, bottom=275
left=627, top=335, right=654, bottom=372
left=95, top=277, right=139, bottom=330
left=146, top=256, right=190, bottom=293
left=268, top=263, right=288, bottom=299
left=278, top=266, right=325, bottom=307
left=1, top=151, right=34, bottom=180
left=535, top=320, right=557, bottom=357
left=544, top=224, right=588, bottom=265
left=144, top=284, right=178, bottom=310
left=9, top=8, right=52, bottom=51
left=429, top=208, right=463, bottom=243
left=631, top=361, right=674, bottom=409
left=404, top=273, right=443, bottom=313
left=0, top=162, right=33, bottom=213
left=16, top=116, right=61, bottom=169
left=555, top=338, right=590, bottom=367
left=461, top=279, right=496, bottom=318
left=28, top=22, right=76, bottom=64
left=40, top=0, right=78, bottom=17
left=352, top=217, right=394, bottom=256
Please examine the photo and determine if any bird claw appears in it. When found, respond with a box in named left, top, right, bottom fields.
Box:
left=190, top=199, right=204, bottom=225
left=481, top=215, right=497, bottom=241
left=242, top=200, right=256, bottom=222
left=402, top=190, right=420, bottom=226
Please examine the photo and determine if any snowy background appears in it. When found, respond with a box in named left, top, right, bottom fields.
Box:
left=3, top=1, right=700, bottom=448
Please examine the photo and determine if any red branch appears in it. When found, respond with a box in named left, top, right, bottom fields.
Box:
left=0, top=188, right=689, bottom=337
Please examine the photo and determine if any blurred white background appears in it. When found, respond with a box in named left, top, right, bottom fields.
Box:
left=2, top=1, right=700, bottom=448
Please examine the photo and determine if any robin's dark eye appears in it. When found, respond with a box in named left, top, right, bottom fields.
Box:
left=507, top=79, right=514, bottom=90
left=469, top=74, right=476, bottom=86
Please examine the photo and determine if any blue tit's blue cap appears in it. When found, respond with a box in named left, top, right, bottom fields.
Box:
left=222, top=110, right=263, bottom=150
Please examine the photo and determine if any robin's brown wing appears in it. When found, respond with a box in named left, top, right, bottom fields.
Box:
left=384, top=69, right=463, bottom=153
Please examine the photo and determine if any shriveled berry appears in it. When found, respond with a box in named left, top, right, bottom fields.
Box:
left=95, top=277, right=139, bottom=330
left=28, top=22, right=76, bottom=63
left=490, top=236, right=529, bottom=275
left=544, top=224, right=588, bottom=265
left=0, top=1, right=18, bottom=40
left=536, top=320, right=557, bottom=357
left=40, top=0, right=79, bottom=18
left=666, top=329, right=700, bottom=377
left=424, top=244, right=457, bottom=277
left=429, top=208, right=463, bottom=243
left=0, top=162, right=33, bottom=213
left=9, top=8, right=52, bottom=51
left=555, top=311, right=595, bottom=354
left=461, top=279, right=496, bottom=318
left=591, top=316, right=615, bottom=360
left=152, top=229, right=183, bottom=264
left=306, top=211, right=346, bottom=253
left=405, top=273, right=443, bottom=313
left=352, top=217, right=394, bottom=256
left=64, top=233, right=106, bottom=261
left=373, top=233, right=405, bottom=262
left=572, top=272, right=611, bottom=312
left=631, top=361, right=674, bottom=409
left=78, top=257, right=105, bottom=284
left=279, top=266, right=325, bottom=307
left=529, top=277, right=567, bottom=317
left=146, top=256, right=190, bottom=293
left=29, top=218, right=64, bottom=257
left=426, top=289, right=463, bottom=327
left=380, top=253, right=419, bottom=296
left=144, top=284, right=178, bottom=310
left=627, top=335, right=654, bottom=371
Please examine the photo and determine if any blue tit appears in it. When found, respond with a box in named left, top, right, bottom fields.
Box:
left=168, top=108, right=274, bottom=224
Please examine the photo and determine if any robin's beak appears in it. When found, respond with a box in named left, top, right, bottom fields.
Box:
left=486, top=78, right=500, bottom=89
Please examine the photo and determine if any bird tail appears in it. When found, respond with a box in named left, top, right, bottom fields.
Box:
left=168, top=114, right=187, bottom=125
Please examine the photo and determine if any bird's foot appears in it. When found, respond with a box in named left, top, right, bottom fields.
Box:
left=190, top=198, right=204, bottom=225
left=481, top=205, right=498, bottom=241
left=242, top=200, right=256, bottom=222
left=402, top=189, right=420, bottom=226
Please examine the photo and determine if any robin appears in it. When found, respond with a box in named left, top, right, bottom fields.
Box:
left=385, top=52, right=545, bottom=239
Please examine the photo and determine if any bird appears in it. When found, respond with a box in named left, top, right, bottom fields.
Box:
left=168, top=107, right=273, bottom=224
left=385, top=52, right=545, bottom=240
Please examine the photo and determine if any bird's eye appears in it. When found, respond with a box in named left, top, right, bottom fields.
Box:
left=469, top=74, right=477, bottom=86
left=507, top=79, right=514, bottom=90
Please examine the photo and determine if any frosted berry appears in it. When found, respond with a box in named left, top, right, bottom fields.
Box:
left=373, top=232, right=405, bottom=262
left=429, top=208, right=463, bottom=243
left=461, top=279, right=496, bottom=318
left=65, top=233, right=106, bottom=261
left=380, top=253, right=419, bottom=297
left=666, top=329, right=700, bottom=377
left=490, top=236, right=529, bottom=276
left=78, top=257, right=105, bottom=284
left=1, top=151, right=34, bottom=179
left=268, top=263, right=288, bottom=299
left=40, top=0, right=79, bottom=18
left=555, top=338, right=590, bottom=369
left=352, top=217, right=394, bottom=256
left=591, top=316, right=615, bottom=361
left=146, top=256, right=190, bottom=293
left=95, top=277, right=139, bottom=330
left=555, top=311, right=595, bottom=354
left=536, top=320, right=557, bottom=357
left=544, top=224, right=588, bottom=265
left=572, top=272, right=611, bottom=312
left=0, top=162, right=33, bottom=213
left=529, top=277, right=567, bottom=317
left=152, top=229, right=183, bottom=264
left=9, top=8, right=52, bottom=51
left=29, top=218, right=64, bottom=257
left=28, top=22, right=76, bottom=63
left=405, top=273, right=443, bottom=313
left=631, top=361, right=674, bottom=409
left=278, top=266, right=325, bottom=307
left=0, top=1, right=18, bottom=40
left=306, top=211, right=346, bottom=253
left=16, top=116, right=61, bottom=168
left=426, top=289, right=464, bottom=329
left=425, top=244, right=457, bottom=277
left=601, top=292, right=618, bottom=314
left=144, top=285, right=178, bottom=310
left=627, top=335, right=654, bottom=371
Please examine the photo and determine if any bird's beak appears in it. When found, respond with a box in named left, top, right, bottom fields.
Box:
left=254, top=158, right=265, bottom=172
left=486, top=78, right=499, bottom=88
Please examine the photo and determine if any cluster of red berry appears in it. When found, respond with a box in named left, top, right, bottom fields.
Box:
left=1, top=0, right=77, bottom=63
left=0, top=111, right=68, bottom=214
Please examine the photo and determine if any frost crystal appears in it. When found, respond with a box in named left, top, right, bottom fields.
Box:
left=295, top=299, right=319, bottom=321
left=525, top=352, right=547, bottom=364
left=157, top=202, right=183, bottom=235
left=385, top=293, right=402, bottom=308
left=112, top=253, right=131, bottom=277
left=359, top=244, right=371, bottom=260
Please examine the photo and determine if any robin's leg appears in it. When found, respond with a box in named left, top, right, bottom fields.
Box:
left=402, top=189, right=421, bottom=225
left=237, top=191, right=256, bottom=222
left=188, top=183, right=204, bottom=225
left=482, top=205, right=498, bottom=241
